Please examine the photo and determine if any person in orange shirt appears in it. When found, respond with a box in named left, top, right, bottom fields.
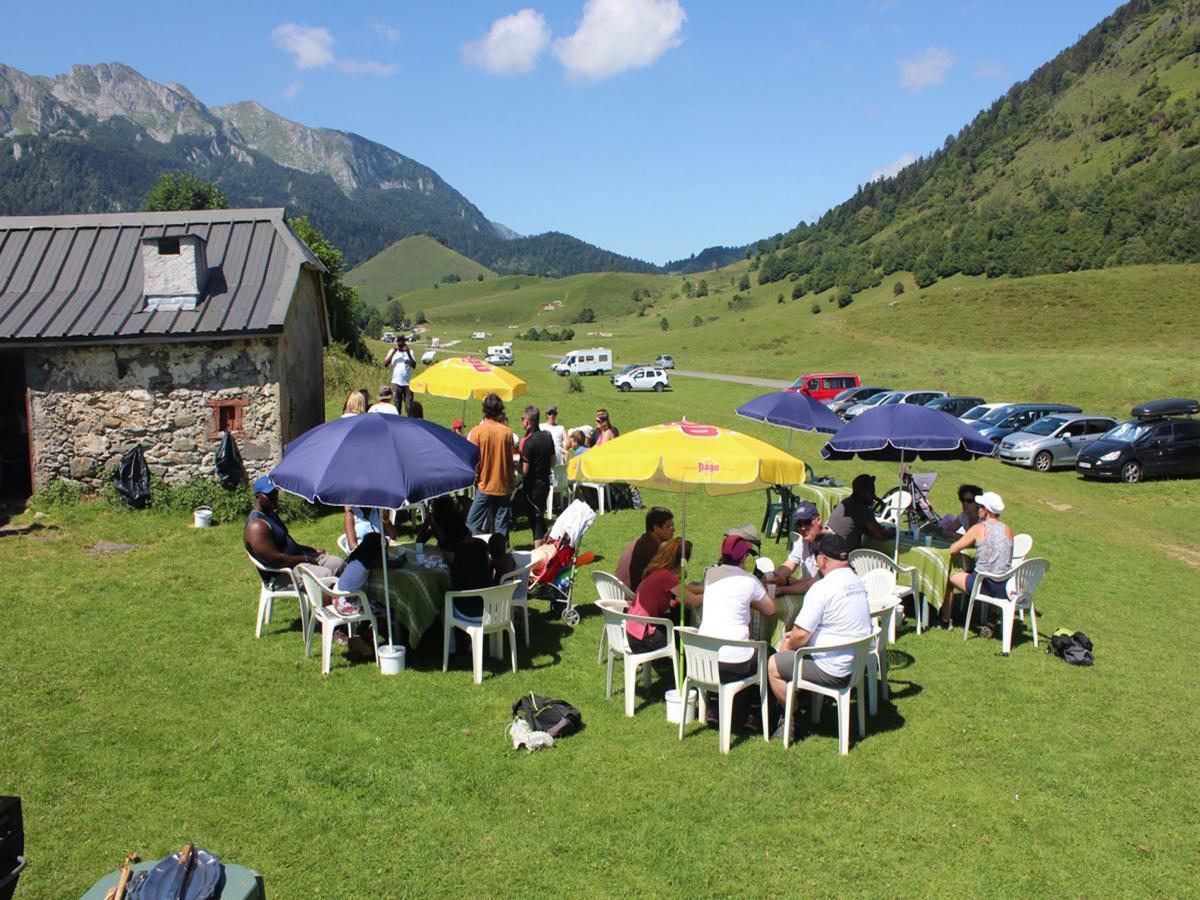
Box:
left=466, top=392, right=516, bottom=536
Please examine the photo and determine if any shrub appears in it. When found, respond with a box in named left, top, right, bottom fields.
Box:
left=834, top=287, right=854, bottom=308
left=567, top=375, right=584, bottom=394
left=893, top=281, right=905, bottom=295
left=791, top=284, right=804, bottom=300
left=692, top=315, right=703, bottom=327
left=30, top=479, right=88, bottom=510
left=811, top=303, right=821, bottom=315
left=660, top=317, right=670, bottom=331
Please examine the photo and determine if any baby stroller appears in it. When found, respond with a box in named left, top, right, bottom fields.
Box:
left=530, top=499, right=597, bottom=626
left=878, top=469, right=944, bottom=533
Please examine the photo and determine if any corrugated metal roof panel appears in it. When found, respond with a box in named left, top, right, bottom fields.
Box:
left=0, top=208, right=325, bottom=345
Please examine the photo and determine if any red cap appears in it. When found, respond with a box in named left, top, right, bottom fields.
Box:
left=451, top=419, right=464, bottom=430
left=720, top=535, right=755, bottom=564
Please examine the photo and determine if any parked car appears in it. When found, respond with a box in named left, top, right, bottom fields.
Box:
left=886, top=390, right=948, bottom=407
left=655, top=354, right=675, bottom=369
left=485, top=345, right=513, bottom=366
left=471, top=331, right=488, bottom=340
left=971, top=403, right=1083, bottom=444
left=786, top=373, right=861, bottom=403
left=828, top=385, right=890, bottom=418
left=998, top=413, right=1118, bottom=472
left=1076, top=398, right=1200, bottom=483
left=381, top=331, right=396, bottom=343
left=927, top=395, right=985, bottom=418
left=611, top=363, right=645, bottom=384
left=844, top=389, right=902, bottom=419
left=613, top=365, right=669, bottom=392
left=552, top=347, right=613, bottom=376
left=960, top=402, right=1010, bottom=423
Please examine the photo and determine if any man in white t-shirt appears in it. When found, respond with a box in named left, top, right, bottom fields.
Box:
left=540, top=406, right=567, bottom=463
left=383, top=335, right=417, bottom=414
left=768, top=533, right=871, bottom=736
left=367, top=385, right=400, bottom=415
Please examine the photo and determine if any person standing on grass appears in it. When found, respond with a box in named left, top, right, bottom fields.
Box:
left=541, top=405, right=567, bottom=462
left=520, top=405, right=556, bottom=547
left=615, top=506, right=675, bottom=592
left=467, top=393, right=516, bottom=536
left=384, top=335, right=416, bottom=414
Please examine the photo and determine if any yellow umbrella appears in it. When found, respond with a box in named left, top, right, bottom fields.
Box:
left=411, top=356, right=528, bottom=402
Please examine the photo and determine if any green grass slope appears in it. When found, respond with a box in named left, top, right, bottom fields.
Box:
left=344, top=234, right=495, bottom=304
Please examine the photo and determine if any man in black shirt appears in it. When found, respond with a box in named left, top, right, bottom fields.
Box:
left=520, top=405, right=557, bottom=546
left=827, top=473, right=894, bottom=550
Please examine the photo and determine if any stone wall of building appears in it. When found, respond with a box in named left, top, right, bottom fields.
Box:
left=25, top=339, right=282, bottom=490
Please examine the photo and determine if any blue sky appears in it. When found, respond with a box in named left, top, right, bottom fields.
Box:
left=3, top=1, right=1121, bottom=264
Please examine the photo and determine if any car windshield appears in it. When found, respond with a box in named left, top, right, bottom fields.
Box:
left=1026, top=416, right=1067, bottom=437
left=980, top=405, right=1018, bottom=425
left=1102, top=422, right=1150, bottom=443
left=832, top=388, right=858, bottom=402
left=880, top=393, right=906, bottom=405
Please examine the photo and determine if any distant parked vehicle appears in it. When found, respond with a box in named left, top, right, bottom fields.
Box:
left=927, top=396, right=985, bottom=418
left=552, top=347, right=612, bottom=376
left=485, top=345, right=513, bottom=366
left=887, top=390, right=948, bottom=407
left=613, top=365, right=669, bottom=392
left=420, top=349, right=438, bottom=365
left=971, top=403, right=1083, bottom=444
left=999, top=413, right=1118, bottom=472
left=787, top=373, right=861, bottom=403
left=611, top=363, right=647, bottom=384
left=655, top=354, right=675, bottom=369
left=1076, top=398, right=1200, bottom=483
left=960, top=402, right=1011, bottom=423
left=828, top=385, right=890, bottom=418
left=471, top=331, right=488, bottom=340
left=382, top=331, right=396, bottom=343
left=844, top=389, right=902, bottom=419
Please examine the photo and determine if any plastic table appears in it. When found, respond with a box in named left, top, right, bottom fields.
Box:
left=80, top=860, right=262, bottom=899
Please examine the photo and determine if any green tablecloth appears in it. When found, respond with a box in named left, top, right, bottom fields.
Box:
left=792, top=483, right=852, bottom=523
left=863, top=533, right=974, bottom=611
left=81, top=860, right=262, bottom=899
left=366, top=546, right=450, bottom=647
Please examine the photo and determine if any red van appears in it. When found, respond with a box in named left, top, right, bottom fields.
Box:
left=786, top=373, right=861, bottom=402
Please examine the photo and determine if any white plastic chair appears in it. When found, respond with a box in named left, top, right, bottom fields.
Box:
left=246, top=550, right=305, bottom=639
left=592, top=570, right=634, bottom=663
left=876, top=490, right=912, bottom=527
left=849, top=548, right=921, bottom=635
left=442, top=581, right=519, bottom=684
left=501, top=561, right=536, bottom=646
left=676, top=627, right=769, bottom=755
left=963, top=558, right=1050, bottom=655
left=574, top=480, right=608, bottom=515
left=858, top=575, right=901, bottom=715
left=1011, top=533, right=1034, bottom=569
left=295, top=564, right=379, bottom=676
left=546, top=464, right=570, bottom=517
left=781, top=628, right=878, bottom=755
left=601, top=606, right=679, bottom=716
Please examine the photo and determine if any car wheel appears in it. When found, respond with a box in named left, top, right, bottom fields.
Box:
left=653, top=382, right=665, bottom=392
left=1033, top=451, right=1053, bottom=473
left=1120, top=460, right=1143, bottom=484
left=620, top=383, right=632, bottom=392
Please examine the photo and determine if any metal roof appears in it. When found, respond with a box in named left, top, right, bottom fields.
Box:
left=0, top=208, right=326, bottom=346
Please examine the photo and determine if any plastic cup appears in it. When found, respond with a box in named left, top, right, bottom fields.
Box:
left=924, top=535, right=932, bottom=547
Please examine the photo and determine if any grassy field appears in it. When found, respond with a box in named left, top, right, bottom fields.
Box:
left=3, top=343, right=1199, bottom=896
left=345, top=235, right=495, bottom=305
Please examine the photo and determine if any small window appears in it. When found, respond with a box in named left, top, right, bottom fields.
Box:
left=207, top=397, right=249, bottom=439
left=157, top=237, right=181, bottom=255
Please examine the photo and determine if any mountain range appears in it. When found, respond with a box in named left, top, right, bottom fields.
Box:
left=0, top=61, right=656, bottom=274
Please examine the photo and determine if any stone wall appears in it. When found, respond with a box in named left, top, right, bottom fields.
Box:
left=25, top=339, right=282, bottom=490
left=276, top=269, right=327, bottom=444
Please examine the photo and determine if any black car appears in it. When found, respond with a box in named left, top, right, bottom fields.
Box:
left=926, top=395, right=985, bottom=418
left=1076, top=398, right=1200, bottom=483
left=828, top=385, right=890, bottom=418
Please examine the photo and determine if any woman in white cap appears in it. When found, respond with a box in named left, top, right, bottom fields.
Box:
left=940, top=490, right=1013, bottom=628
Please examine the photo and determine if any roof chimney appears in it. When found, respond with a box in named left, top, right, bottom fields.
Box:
left=141, top=234, right=208, bottom=311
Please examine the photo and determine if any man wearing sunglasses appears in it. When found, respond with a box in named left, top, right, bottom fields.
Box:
left=769, top=501, right=827, bottom=598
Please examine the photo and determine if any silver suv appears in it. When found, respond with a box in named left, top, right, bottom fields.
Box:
left=999, top=413, right=1118, bottom=472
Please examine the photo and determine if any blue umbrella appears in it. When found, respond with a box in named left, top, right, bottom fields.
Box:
left=820, top=404, right=995, bottom=559
left=735, top=390, right=844, bottom=436
left=270, top=414, right=480, bottom=651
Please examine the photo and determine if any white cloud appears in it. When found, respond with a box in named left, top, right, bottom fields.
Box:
left=282, top=80, right=303, bottom=99
left=869, top=152, right=918, bottom=182
left=371, top=21, right=401, bottom=45
left=463, top=9, right=551, bottom=76
left=337, top=59, right=399, bottom=77
left=897, top=46, right=955, bottom=91
left=272, top=24, right=335, bottom=70
left=272, top=22, right=397, bottom=78
left=553, top=0, right=686, bottom=81
left=972, top=60, right=1008, bottom=79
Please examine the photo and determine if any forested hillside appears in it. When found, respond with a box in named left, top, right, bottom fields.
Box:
left=749, top=0, right=1200, bottom=298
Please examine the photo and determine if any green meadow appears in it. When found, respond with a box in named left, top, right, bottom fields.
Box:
left=3, top=316, right=1199, bottom=895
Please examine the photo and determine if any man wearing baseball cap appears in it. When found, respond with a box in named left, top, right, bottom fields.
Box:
left=540, top=405, right=566, bottom=463
left=767, top=533, right=872, bottom=739
left=827, top=472, right=894, bottom=550
left=244, top=475, right=345, bottom=580
left=941, top=490, right=1013, bottom=628
left=769, top=501, right=827, bottom=598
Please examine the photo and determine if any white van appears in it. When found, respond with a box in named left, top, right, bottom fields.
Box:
left=552, top=347, right=612, bottom=377
left=486, top=345, right=514, bottom=366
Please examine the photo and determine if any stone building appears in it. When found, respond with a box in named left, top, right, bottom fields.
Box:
left=0, top=208, right=329, bottom=498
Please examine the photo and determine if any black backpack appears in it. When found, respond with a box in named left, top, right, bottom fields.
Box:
left=512, top=693, right=582, bottom=738
left=1049, top=629, right=1094, bottom=666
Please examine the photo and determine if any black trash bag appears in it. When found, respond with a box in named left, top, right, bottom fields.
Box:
left=112, top=444, right=151, bottom=509
left=214, top=429, right=245, bottom=489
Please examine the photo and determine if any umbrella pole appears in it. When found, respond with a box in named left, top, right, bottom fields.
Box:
left=382, top=512, right=396, bottom=650
left=894, top=449, right=904, bottom=563
left=678, top=486, right=688, bottom=686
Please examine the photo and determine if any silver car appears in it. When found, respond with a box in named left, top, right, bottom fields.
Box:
left=999, top=413, right=1118, bottom=472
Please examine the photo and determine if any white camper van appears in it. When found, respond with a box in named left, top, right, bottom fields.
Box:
left=552, top=348, right=613, bottom=377
left=485, top=344, right=514, bottom=366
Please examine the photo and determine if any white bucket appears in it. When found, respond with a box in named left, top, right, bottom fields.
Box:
left=377, top=644, right=406, bottom=675
left=665, top=688, right=698, bottom=725
left=193, top=506, right=213, bottom=528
